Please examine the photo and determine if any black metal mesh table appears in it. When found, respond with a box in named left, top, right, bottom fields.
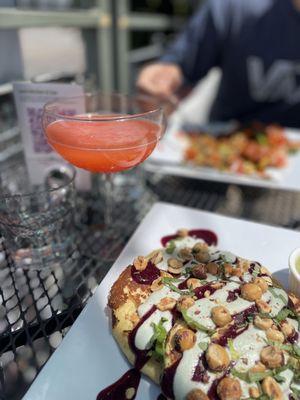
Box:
left=1, top=172, right=300, bottom=400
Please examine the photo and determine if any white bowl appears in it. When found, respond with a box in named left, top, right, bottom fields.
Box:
left=289, top=247, right=300, bottom=297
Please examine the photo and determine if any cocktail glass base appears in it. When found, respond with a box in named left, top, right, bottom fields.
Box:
left=86, top=170, right=158, bottom=261
left=93, top=168, right=156, bottom=223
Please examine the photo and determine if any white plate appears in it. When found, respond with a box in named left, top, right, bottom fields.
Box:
left=145, top=117, right=300, bottom=192
left=23, top=202, right=300, bottom=400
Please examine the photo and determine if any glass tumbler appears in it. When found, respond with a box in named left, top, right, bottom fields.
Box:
left=0, top=167, right=76, bottom=270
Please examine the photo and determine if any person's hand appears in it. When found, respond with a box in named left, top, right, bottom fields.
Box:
left=136, top=63, right=183, bottom=103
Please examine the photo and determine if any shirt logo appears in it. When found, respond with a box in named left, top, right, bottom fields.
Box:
left=247, top=56, right=300, bottom=104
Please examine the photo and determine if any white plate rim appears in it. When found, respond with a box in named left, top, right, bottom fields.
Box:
left=145, top=120, right=300, bottom=192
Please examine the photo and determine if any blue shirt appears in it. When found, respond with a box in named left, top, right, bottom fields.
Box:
left=161, top=0, right=300, bottom=127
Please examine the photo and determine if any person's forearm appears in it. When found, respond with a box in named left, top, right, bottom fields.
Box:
left=137, top=62, right=183, bottom=101
left=160, top=1, right=226, bottom=84
left=137, top=0, right=227, bottom=101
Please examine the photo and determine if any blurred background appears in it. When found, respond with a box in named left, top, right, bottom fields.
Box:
left=0, top=0, right=216, bottom=160
left=0, top=0, right=210, bottom=165
left=1, top=2, right=300, bottom=400
left=0, top=2, right=204, bottom=123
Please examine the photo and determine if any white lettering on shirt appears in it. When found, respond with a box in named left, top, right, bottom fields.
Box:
left=247, top=56, right=300, bottom=104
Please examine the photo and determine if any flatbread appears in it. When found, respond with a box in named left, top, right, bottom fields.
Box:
left=108, top=232, right=300, bottom=400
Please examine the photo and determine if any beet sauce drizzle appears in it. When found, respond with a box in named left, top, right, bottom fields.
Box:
left=131, top=261, right=161, bottom=285
left=232, top=304, right=257, bottom=325
left=248, top=262, right=261, bottom=274
left=96, top=369, right=141, bottom=400
left=194, top=284, right=218, bottom=299
left=157, top=394, right=167, bottom=400
left=160, top=359, right=181, bottom=399
left=161, top=229, right=218, bottom=247
left=287, top=330, right=299, bottom=344
left=207, top=372, right=228, bottom=400
left=192, top=353, right=210, bottom=383
left=214, top=305, right=257, bottom=346
left=226, top=288, right=241, bottom=302
left=178, top=278, right=189, bottom=290
left=97, top=306, right=157, bottom=399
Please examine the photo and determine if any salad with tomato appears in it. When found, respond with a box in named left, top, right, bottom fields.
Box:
left=184, top=123, right=300, bottom=177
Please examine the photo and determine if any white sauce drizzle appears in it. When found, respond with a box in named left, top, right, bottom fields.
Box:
left=156, top=237, right=200, bottom=272
left=233, top=324, right=267, bottom=369
left=138, top=286, right=180, bottom=317
left=262, top=287, right=288, bottom=317
left=173, top=331, right=218, bottom=400
left=134, top=309, right=172, bottom=351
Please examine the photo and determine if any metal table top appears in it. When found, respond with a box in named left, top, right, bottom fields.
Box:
left=1, top=171, right=300, bottom=400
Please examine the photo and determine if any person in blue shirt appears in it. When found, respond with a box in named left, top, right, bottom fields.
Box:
left=137, top=0, right=300, bottom=127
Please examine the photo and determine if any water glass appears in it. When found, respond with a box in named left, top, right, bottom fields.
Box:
left=0, top=167, right=76, bottom=270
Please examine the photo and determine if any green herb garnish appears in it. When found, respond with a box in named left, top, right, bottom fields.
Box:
left=148, top=318, right=168, bottom=360
left=280, top=343, right=300, bottom=359
left=293, top=343, right=300, bottom=358
left=275, top=364, right=289, bottom=374
left=274, top=307, right=294, bottom=323
left=296, top=314, right=300, bottom=330
left=162, top=276, right=181, bottom=283
left=184, top=266, right=193, bottom=276
left=218, top=263, right=226, bottom=279
left=231, top=369, right=250, bottom=382
left=273, top=374, right=286, bottom=383
left=265, top=340, right=300, bottom=359
left=290, top=386, right=300, bottom=400
left=292, top=366, right=300, bottom=383
left=258, top=312, right=271, bottom=319
left=273, top=307, right=300, bottom=330
left=232, top=366, right=288, bottom=385
left=198, top=342, right=208, bottom=351
left=288, top=356, right=300, bottom=371
left=161, top=277, right=193, bottom=295
left=228, top=339, right=240, bottom=361
left=248, top=370, right=273, bottom=383
left=166, top=240, right=176, bottom=254
left=268, top=287, right=288, bottom=305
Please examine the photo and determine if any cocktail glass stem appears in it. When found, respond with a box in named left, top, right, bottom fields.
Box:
left=103, top=173, right=114, bottom=226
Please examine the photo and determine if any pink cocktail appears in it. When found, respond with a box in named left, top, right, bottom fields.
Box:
left=42, top=93, right=165, bottom=224
left=46, top=118, right=161, bottom=173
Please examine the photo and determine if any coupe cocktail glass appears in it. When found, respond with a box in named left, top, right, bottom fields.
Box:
left=42, top=92, right=165, bottom=225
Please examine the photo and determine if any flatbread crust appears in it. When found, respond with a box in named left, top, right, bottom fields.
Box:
left=108, top=265, right=162, bottom=383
